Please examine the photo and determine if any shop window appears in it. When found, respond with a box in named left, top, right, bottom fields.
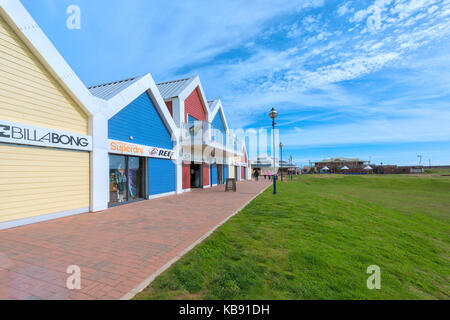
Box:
left=109, top=155, right=145, bottom=206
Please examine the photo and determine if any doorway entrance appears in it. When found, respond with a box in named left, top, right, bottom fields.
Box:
left=217, top=164, right=224, bottom=185
left=190, top=163, right=202, bottom=188
left=109, top=155, right=146, bottom=206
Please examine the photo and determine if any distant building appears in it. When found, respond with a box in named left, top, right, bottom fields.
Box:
left=312, top=157, right=427, bottom=175
left=410, top=167, right=425, bottom=174
left=372, top=165, right=424, bottom=174
left=314, top=157, right=369, bottom=174
left=251, top=155, right=299, bottom=175
left=279, top=159, right=300, bottom=176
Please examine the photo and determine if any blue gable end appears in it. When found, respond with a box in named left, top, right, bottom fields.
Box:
left=212, top=111, right=226, bottom=132
left=108, top=92, right=173, bottom=149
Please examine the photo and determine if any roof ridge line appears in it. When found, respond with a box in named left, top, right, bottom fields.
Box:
left=88, top=74, right=144, bottom=89
left=156, top=75, right=196, bottom=86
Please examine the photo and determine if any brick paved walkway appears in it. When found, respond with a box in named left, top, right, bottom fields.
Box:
left=0, top=180, right=271, bottom=300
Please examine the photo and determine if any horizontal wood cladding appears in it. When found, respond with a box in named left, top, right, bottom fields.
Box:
left=0, top=16, right=88, bottom=135
left=165, top=100, right=173, bottom=117
left=0, top=144, right=90, bottom=223
left=109, top=92, right=173, bottom=149
left=184, top=88, right=206, bottom=122
left=212, top=111, right=226, bottom=132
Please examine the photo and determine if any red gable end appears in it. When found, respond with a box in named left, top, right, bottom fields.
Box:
left=185, top=88, right=206, bottom=122
left=165, top=101, right=173, bottom=117
left=241, top=147, right=247, bottom=163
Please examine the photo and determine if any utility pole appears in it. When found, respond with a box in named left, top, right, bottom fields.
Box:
left=418, top=155, right=423, bottom=166
left=280, top=142, right=284, bottom=181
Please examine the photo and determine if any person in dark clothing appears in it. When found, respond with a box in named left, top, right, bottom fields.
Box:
left=254, top=170, right=259, bottom=181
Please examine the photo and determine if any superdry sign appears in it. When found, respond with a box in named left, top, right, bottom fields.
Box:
left=0, top=120, right=92, bottom=151
left=109, top=140, right=176, bottom=160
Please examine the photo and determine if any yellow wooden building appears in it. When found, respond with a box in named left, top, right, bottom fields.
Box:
left=0, top=1, right=97, bottom=229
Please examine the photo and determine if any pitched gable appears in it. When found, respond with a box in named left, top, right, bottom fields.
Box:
left=212, top=110, right=226, bottom=132
left=109, top=92, right=173, bottom=149
left=184, top=89, right=206, bottom=122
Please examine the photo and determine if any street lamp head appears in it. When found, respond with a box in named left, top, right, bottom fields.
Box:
left=269, top=107, right=278, bottom=119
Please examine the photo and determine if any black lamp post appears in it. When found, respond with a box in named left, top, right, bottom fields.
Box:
left=279, top=142, right=283, bottom=181
left=269, top=107, right=278, bottom=194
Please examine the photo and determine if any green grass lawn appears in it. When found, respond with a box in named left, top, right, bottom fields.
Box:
left=425, top=168, right=450, bottom=175
left=135, top=175, right=450, bottom=300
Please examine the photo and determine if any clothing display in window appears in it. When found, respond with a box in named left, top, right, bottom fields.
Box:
left=109, top=154, right=145, bottom=205
left=116, top=170, right=127, bottom=202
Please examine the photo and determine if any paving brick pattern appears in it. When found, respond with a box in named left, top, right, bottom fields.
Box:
left=0, top=180, right=270, bottom=300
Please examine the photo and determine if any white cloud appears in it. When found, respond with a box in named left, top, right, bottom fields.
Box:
left=338, top=2, right=354, bottom=16
left=190, top=0, right=450, bottom=139
left=52, top=0, right=326, bottom=80
left=351, top=0, right=392, bottom=32
left=390, top=0, right=439, bottom=21
left=304, top=52, right=400, bottom=85
left=21, top=0, right=450, bottom=158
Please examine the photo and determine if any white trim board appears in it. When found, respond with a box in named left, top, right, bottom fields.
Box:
left=0, top=207, right=89, bottom=231
left=148, top=191, right=176, bottom=200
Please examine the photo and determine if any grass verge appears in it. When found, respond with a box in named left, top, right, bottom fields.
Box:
left=135, top=175, right=450, bottom=300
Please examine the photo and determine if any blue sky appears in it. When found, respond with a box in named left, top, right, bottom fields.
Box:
left=21, top=0, right=450, bottom=166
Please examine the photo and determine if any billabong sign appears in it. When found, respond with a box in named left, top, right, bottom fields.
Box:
left=109, top=140, right=176, bottom=160
left=0, top=120, right=92, bottom=151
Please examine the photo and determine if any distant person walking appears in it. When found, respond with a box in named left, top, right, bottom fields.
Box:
left=254, top=170, right=259, bottom=181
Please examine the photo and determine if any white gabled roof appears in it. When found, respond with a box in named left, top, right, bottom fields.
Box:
left=88, top=75, right=145, bottom=100
left=90, top=73, right=177, bottom=137
left=156, top=75, right=210, bottom=119
left=208, top=99, right=229, bottom=132
left=157, top=77, right=196, bottom=100
left=208, top=100, right=217, bottom=111
left=0, top=0, right=97, bottom=116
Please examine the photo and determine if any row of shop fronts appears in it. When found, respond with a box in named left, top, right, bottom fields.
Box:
left=0, top=1, right=249, bottom=230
